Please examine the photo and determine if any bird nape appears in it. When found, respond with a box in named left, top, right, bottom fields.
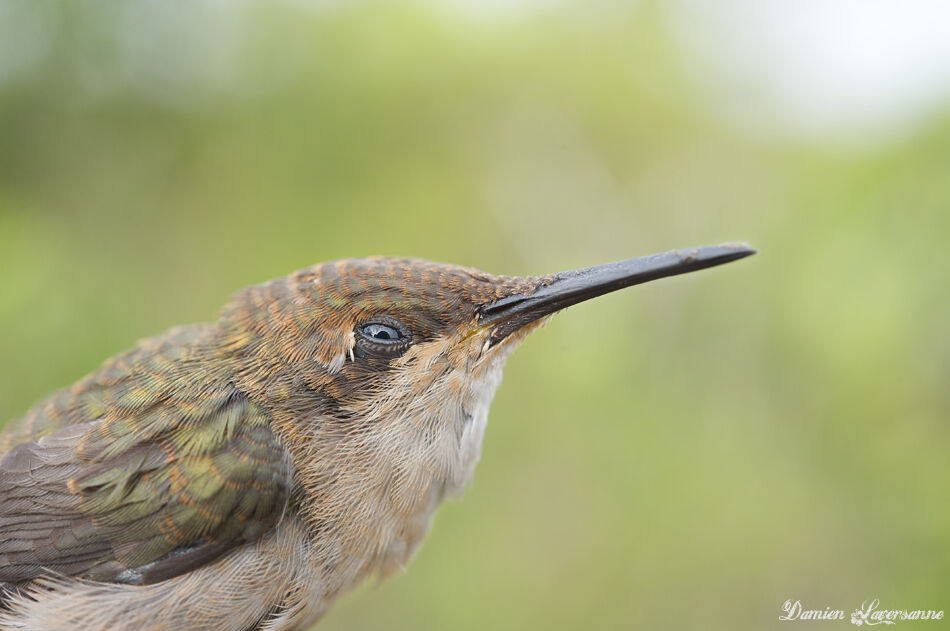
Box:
left=0, top=243, right=754, bottom=631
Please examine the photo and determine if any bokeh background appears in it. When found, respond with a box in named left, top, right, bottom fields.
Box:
left=1, top=1, right=948, bottom=629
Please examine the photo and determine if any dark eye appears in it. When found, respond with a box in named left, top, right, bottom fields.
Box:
left=361, top=323, right=402, bottom=342
left=355, top=316, right=412, bottom=358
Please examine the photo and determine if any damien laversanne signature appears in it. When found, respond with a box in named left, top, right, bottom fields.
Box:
left=780, top=599, right=945, bottom=625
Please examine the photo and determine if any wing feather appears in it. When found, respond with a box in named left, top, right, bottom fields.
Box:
left=0, top=326, right=293, bottom=592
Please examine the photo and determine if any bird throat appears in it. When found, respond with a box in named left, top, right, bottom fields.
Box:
left=270, top=330, right=523, bottom=594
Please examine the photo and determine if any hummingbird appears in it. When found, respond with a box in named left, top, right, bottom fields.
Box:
left=0, top=244, right=753, bottom=630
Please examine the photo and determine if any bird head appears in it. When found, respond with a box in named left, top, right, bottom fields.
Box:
left=219, top=244, right=754, bottom=575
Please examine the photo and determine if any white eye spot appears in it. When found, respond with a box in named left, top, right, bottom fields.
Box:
left=328, top=351, right=346, bottom=374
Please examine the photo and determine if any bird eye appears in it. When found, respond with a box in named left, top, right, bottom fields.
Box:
left=354, top=316, right=412, bottom=358
left=361, top=323, right=402, bottom=342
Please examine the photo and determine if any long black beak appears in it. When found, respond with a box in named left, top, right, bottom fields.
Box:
left=478, top=243, right=756, bottom=346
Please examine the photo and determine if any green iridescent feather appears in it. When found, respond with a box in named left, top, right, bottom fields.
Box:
left=0, top=325, right=292, bottom=588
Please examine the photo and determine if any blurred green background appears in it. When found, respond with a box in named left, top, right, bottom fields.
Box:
left=1, top=1, right=948, bottom=629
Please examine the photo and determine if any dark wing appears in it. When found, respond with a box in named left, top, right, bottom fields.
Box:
left=0, top=326, right=292, bottom=588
